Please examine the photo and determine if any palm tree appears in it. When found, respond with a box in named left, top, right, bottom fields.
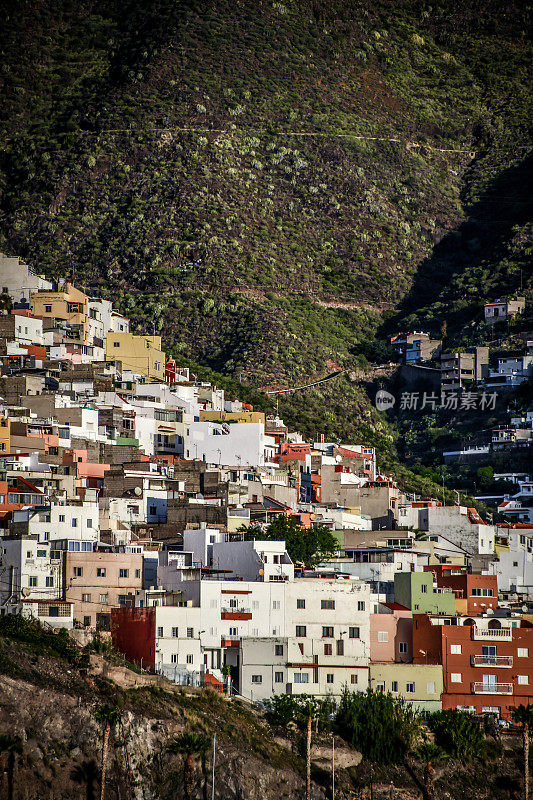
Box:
left=94, top=705, right=121, bottom=800
left=167, top=732, right=209, bottom=800
left=513, top=704, right=533, bottom=800
left=0, top=734, right=22, bottom=800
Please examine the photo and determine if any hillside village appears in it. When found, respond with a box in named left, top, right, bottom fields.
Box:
left=0, top=252, right=532, bottom=724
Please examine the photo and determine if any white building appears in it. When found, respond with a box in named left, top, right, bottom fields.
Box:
left=183, top=421, right=276, bottom=467
left=399, top=504, right=495, bottom=555
left=0, top=254, right=53, bottom=304
left=0, top=536, right=62, bottom=609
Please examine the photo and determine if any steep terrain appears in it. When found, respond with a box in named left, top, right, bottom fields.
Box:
left=0, top=0, right=531, bottom=477
left=0, top=618, right=529, bottom=800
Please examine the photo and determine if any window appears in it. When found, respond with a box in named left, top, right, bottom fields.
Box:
left=450, top=644, right=462, bottom=655
left=157, top=626, right=164, bottom=637
left=357, top=601, right=365, bottom=611
left=414, top=604, right=420, bottom=611
left=82, top=594, right=91, bottom=602
left=275, top=644, right=284, bottom=656
left=96, top=568, right=106, bottom=577
left=296, top=625, right=307, bottom=638
left=294, top=673, right=309, bottom=684
left=349, top=626, right=360, bottom=639
left=186, top=655, right=194, bottom=665
left=45, top=305, right=52, bottom=313
left=37, top=550, right=46, bottom=558
left=87, top=519, right=92, bottom=528
left=322, top=626, right=334, bottom=638
left=391, top=681, right=399, bottom=692
left=251, top=675, right=263, bottom=684
left=321, top=600, right=335, bottom=610
left=406, top=683, right=415, bottom=693
left=73, top=567, right=83, bottom=577
left=83, top=616, right=91, bottom=627
left=421, top=584, right=428, bottom=594
left=378, top=631, right=389, bottom=643
left=376, top=681, right=385, bottom=692
left=275, top=672, right=284, bottom=683
left=518, top=648, right=529, bottom=658
left=58, top=514, right=65, bottom=522
left=187, top=628, right=194, bottom=638
left=45, top=576, right=54, bottom=587
left=451, top=673, right=462, bottom=683
left=252, top=600, right=259, bottom=609
left=119, top=568, right=129, bottom=578
left=399, top=642, right=408, bottom=654
left=297, top=599, right=305, bottom=609
left=172, top=627, right=179, bottom=638
left=427, top=682, right=436, bottom=694
left=517, top=675, right=529, bottom=685
left=135, top=569, right=141, bottom=578
left=71, top=518, right=78, bottom=528
left=171, top=654, right=178, bottom=663
left=472, top=588, right=494, bottom=597
left=29, top=576, right=37, bottom=587
left=229, top=627, right=238, bottom=636
left=326, top=674, right=334, bottom=684
left=350, top=674, right=358, bottom=685
left=272, top=600, right=280, bottom=609
left=324, top=643, right=333, bottom=655
left=337, top=639, right=344, bottom=656
left=99, top=594, right=109, bottom=604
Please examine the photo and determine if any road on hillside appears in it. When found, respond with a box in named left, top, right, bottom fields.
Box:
left=264, top=370, right=344, bottom=395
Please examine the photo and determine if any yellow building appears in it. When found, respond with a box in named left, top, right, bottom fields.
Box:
left=30, top=282, right=89, bottom=343
left=199, top=410, right=265, bottom=424
left=369, top=663, right=443, bottom=713
left=106, top=332, right=165, bottom=381
left=0, top=414, right=10, bottom=454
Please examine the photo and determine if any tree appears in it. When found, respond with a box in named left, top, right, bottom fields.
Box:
left=416, top=741, right=448, bottom=800
left=167, top=732, right=210, bottom=800
left=335, top=688, right=420, bottom=764
left=242, top=516, right=338, bottom=567
left=0, top=735, right=22, bottom=800
left=94, top=705, right=121, bottom=800
left=513, top=704, right=533, bottom=800
left=426, top=709, right=485, bottom=761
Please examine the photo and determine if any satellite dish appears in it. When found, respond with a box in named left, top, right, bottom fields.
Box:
left=335, top=455, right=342, bottom=463
left=522, top=604, right=528, bottom=613
left=258, top=569, right=264, bottom=576
left=21, top=587, right=31, bottom=597
left=134, top=486, right=142, bottom=496
left=486, top=607, right=494, bottom=615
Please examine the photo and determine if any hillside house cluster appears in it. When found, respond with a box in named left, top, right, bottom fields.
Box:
left=0, top=255, right=531, bottom=720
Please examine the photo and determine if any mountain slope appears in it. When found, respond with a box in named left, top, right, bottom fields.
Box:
left=0, top=0, right=531, bottom=394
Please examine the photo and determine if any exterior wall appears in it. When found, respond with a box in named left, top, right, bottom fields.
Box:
left=199, top=410, right=265, bottom=424
left=370, top=609, right=413, bottom=662
left=184, top=421, right=274, bottom=468
left=106, top=333, right=165, bottom=381
left=425, top=568, right=498, bottom=615
left=64, top=551, right=143, bottom=628
left=30, top=284, right=89, bottom=343
left=0, top=537, right=62, bottom=604
left=111, top=606, right=156, bottom=668
left=0, top=254, right=53, bottom=302
left=23, top=503, right=99, bottom=545
left=0, top=414, right=10, bottom=454
left=369, top=663, right=443, bottom=712
left=210, top=539, right=294, bottom=582
left=394, top=572, right=456, bottom=615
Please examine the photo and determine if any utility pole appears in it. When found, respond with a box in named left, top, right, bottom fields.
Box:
left=332, top=734, right=335, bottom=800
left=211, top=733, right=216, bottom=800
left=306, top=714, right=311, bottom=800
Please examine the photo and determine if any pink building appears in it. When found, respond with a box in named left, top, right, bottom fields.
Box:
left=370, top=602, right=413, bottom=663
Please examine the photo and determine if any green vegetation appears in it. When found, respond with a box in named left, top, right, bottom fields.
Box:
left=264, top=694, right=336, bottom=731
left=0, top=0, right=531, bottom=490
left=427, top=709, right=485, bottom=761
left=243, top=515, right=338, bottom=567
left=335, top=688, right=421, bottom=764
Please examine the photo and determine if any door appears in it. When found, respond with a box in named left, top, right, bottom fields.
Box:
left=482, top=674, right=497, bottom=691
left=482, top=645, right=497, bottom=665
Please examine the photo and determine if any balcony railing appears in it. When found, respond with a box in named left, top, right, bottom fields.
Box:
left=221, top=607, right=250, bottom=614
left=471, top=682, right=513, bottom=695
left=472, top=627, right=513, bottom=640
left=471, top=655, right=513, bottom=668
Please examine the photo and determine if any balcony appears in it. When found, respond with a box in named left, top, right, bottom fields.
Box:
left=471, top=682, right=513, bottom=695
left=472, top=627, right=512, bottom=641
left=221, top=607, right=252, bottom=620
left=221, top=636, right=240, bottom=648
left=471, top=655, right=513, bottom=668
